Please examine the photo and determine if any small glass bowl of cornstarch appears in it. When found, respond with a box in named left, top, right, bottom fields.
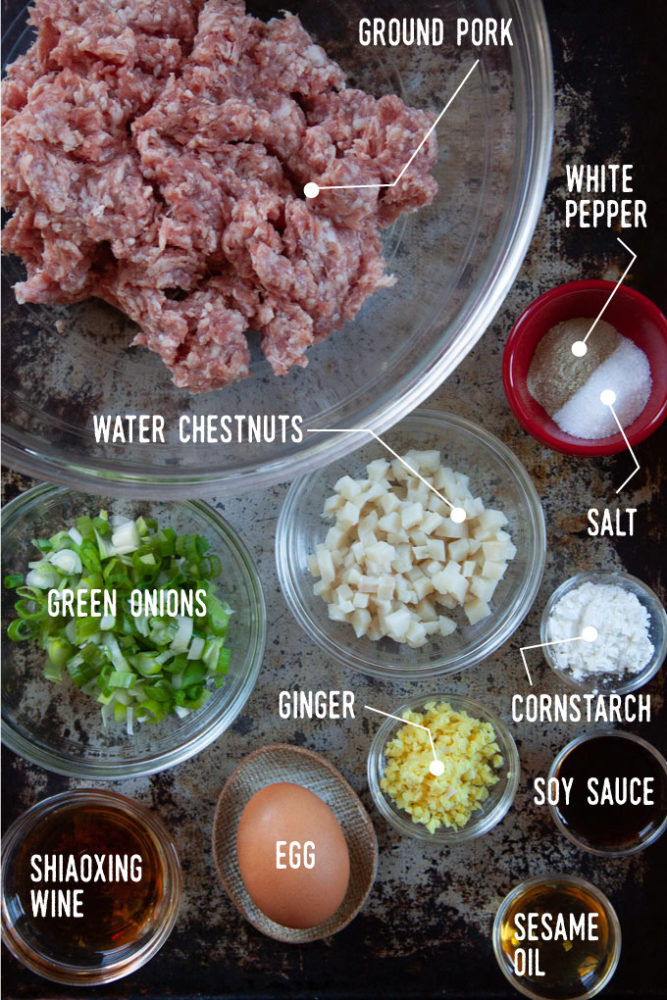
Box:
left=540, top=571, right=667, bottom=694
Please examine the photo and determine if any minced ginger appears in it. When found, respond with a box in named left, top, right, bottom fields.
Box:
left=381, top=700, right=503, bottom=833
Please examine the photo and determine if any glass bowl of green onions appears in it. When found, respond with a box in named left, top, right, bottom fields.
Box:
left=1, top=484, right=266, bottom=778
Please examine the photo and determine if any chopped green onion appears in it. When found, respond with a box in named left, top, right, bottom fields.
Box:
left=170, top=616, right=193, bottom=653
left=44, top=658, right=64, bottom=683
left=14, top=597, right=46, bottom=621
left=108, top=671, right=136, bottom=689
left=47, top=637, right=73, bottom=666
left=49, top=549, right=82, bottom=575
left=25, top=565, right=60, bottom=590
left=32, top=538, right=52, bottom=553
left=8, top=618, right=36, bottom=641
left=67, top=657, right=101, bottom=688
left=207, top=594, right=232, bottom=635
left=6, top=511, right=235, bottom=733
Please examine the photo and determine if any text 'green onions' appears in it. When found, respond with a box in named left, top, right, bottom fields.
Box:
left=5, top=511, right=234, bottom=733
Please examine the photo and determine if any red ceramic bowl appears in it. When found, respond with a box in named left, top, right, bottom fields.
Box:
left=502, top=280, right=667, bottom=455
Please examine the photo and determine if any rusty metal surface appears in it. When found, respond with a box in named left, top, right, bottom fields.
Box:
left=2, top=1, right=666, bottom=997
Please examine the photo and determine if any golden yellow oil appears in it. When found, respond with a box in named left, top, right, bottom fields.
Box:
left=498, top=880, right=617, bottom=999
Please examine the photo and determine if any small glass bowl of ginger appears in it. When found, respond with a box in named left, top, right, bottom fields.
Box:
left=366, top=693, right=520, bottom=844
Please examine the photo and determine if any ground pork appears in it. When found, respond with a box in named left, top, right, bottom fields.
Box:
left=2, top=0, right=438, bottom=393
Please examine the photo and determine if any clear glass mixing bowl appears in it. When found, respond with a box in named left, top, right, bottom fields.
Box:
left=276, top=410, right=546, bottom=680
left=1, top=485, right=267, bottom=778
left=1, top=0, right=553, bottom=497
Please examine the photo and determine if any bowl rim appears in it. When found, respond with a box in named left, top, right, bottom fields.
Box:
left=366, top=693, right=520, bottom=844
left=538, top=570, right=667, bottom=694
left=491, top=872, right=622, bottom=1000
left=1, top=484, right=267, bottom=778
left=1, top=0, right=554, bottom=498
left=547, top=729, right=667, bottom=857
left=0, top=788, right=183, bottom=985
left=502, top=279, right=667, bottom=456
left=276, top=408, right=546, bottom=680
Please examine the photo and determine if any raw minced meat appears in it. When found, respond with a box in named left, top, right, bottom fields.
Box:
left=2, top=0, right=438, bottom=393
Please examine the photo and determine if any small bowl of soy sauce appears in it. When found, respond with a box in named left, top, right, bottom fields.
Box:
left=548, top=730, right=667, bottom=857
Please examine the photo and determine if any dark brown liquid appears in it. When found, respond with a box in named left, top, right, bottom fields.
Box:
left=8, top=801, right=164, bottom=966
left=554, top=734, right=667, bottom=851
left=498, top=880, right=616, bottom=999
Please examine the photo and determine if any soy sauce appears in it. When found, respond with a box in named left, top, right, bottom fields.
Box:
left=553, top=732, right=667, bottom=852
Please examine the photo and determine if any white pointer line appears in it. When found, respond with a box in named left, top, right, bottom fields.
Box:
left=520, top=632, right=597, bottom=687
left=581, top=238, right=637, bottom=346
left=307, top=426, right=465, bottom=520
left=305, top=59, right=480, bottom=196
left=365, top=705, right=439, bottom=765
left=605, top=400, right=641, bottom=493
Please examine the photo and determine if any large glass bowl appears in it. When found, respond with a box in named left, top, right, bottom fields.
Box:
left=1, top=485, right=266, bottom=777
left=275, top=409, right=546, bottom=680
left=1, top=0, right=553, bottom=497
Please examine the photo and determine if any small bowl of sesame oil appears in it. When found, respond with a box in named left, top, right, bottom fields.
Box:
left=493, top=873, right=621, bottom=1000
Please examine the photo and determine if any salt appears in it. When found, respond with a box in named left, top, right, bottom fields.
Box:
left=553, top=335, right=652, bottom=439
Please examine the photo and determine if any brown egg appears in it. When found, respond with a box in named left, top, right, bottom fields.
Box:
left=236, top=782, right=350, bottom=929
